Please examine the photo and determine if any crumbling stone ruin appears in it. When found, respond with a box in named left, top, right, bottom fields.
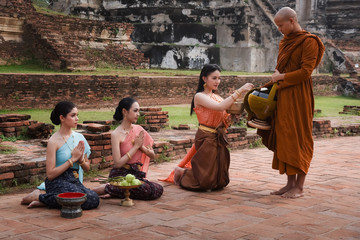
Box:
left=0, top=0, right=149, bottom=71
left=48, top=0, right=359, bottom=75
left=0, top=0, right=359, bottom=75
left=51, top=0, right=283, bottom=72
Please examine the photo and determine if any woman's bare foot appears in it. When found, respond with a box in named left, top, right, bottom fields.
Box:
left=174, top=167, right=185, bottom=185
left=21, top=189, right=40, bottom=205
left=281, top=187, right=304, bottom=198
left=28, top=200, right=45, bottom=208
left=92, top=184, right=108, bottom=195
left=99, top=194, right=112, bottom=199
left=270, top=185, right=293, bottom=195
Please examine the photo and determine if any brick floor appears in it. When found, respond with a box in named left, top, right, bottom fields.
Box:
left=0, top=136, right=359, bottom=239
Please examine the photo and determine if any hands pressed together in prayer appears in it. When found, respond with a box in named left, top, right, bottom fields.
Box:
left=134, top=130, right=144, bottom=148
left=72, top=141, right=85, bottom=163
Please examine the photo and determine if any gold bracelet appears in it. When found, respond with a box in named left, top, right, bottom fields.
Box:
left=126, top=152, right=132, bottom=160
left=235, top=89, right=241, bottom=96
left=68, top=159, right=73, bottom=167
left=231, top=94, right=236, bottom=101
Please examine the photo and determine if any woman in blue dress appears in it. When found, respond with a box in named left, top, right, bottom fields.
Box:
left=21, top=101, right=99, bottom=209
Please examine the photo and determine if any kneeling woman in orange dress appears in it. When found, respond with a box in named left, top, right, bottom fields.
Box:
left=93, top=97, right=163, bottom=200
left=162, top=64, right=253, bottom=191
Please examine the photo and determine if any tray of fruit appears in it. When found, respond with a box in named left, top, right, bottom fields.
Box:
left=109, top=174, right=143, bottom=189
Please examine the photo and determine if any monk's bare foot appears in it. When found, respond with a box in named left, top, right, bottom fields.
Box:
left=99, top=194, right=112, bottom=199
left=281, top=187, right=304, bottom=199
left=174, top=167, right=185, bottom=185
left=270, top=185, right=293, bottom=195
left=28, top=200, right=45, bottom=208
left=21, top=189, right=40, bottom=205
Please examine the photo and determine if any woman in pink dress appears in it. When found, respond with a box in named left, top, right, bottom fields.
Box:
left=93, top=97, right=163, bottom=200
left=162, top=64, right=253, bottom=191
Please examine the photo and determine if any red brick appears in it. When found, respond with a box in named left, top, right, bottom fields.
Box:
left=29, top=167, right=46, bottom=175
left=22, top=162, right=37, bottom=169
left=91, top=145, right=103, bottom=151
left=96, top=139, right=111, bottom=145
left=148, top=119, right=160, bottom=123
left=154, top=148, right=162, bottom=153
left=103, top=145, right=112, bottom=150
left=101, top=132, right=111, bottom=139
left=82, top=133, right=103, bottom=140
left=146, top=107, right=162, bottom=111
left=87, top=123, right=110, bottom=133
left=169, top=139, right=191, bottom=145
left=0, top=163, right=21, bottom=173
left=91, top=151, right=102, bottom=157
left=91, top=157, right=103, bottom=164
left=0, top=122, right=24, bottom=128
left=22, top=121, right=30, bottom=126
left=2, top=127, right=15, bottom=132
left=154, top=142, right=168, bottom=147
left=102, top=149, right=112, bottom=156
left=0, top=172, right=14, bottom=180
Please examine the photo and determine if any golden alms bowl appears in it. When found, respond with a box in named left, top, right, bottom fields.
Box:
left=244, top=83, right=277, bottom=130
left=226, top=101, right=245, bottom=115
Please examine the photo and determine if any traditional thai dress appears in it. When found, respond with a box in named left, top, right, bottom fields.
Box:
left=38, top=131, right=99, bottom=209
left=162, top=94, right=231, bottom=191
left=104, top=125, right=163, bottom=200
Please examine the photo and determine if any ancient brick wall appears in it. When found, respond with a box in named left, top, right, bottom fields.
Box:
left=1, top=120, right=359, bottom=187
left=1, top=74, right=358, bottom=110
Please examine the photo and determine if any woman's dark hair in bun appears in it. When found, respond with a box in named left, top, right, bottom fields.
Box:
left=50, top=101, right=76, bottom=125
left=113, top=97, right=137, bottom=121
left=190, top=64, right=221, bottom=115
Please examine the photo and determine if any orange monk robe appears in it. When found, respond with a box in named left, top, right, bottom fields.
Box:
left=264, top=31, right=325, bottom=175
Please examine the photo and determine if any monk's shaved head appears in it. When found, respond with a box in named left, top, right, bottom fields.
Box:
left=274, top=7, right=297, bottom=21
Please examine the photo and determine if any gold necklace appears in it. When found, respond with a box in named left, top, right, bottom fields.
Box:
left=205, top=92, right=221, bottom=103
left=62, top=132, right=74, bottom=152
left=121, top=126, right=132, bottom=135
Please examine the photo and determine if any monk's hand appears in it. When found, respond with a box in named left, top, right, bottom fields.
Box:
left=271, top=69, right=282, bottom=83
left=72, top=141, right=85, bottom=162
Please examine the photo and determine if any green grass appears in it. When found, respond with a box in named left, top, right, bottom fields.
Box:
left=314, top=96, right=360, bottom=116
left=0, top=60, right=56, bottom=74
left=1, top=96, right=359, bottom=132
left=161, top=105, right=199, bottom=128
left=0, top=61, right=272, bottom=76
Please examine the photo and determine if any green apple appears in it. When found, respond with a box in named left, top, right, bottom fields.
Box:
left=120, top=180, right=130, bottom=186
left=131, top=179, right=142, bottom=186
left=126, top=174, right=136, bottom=183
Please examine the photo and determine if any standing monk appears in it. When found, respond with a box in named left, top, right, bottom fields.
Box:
left=260, top=7, right=325, bottom=198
